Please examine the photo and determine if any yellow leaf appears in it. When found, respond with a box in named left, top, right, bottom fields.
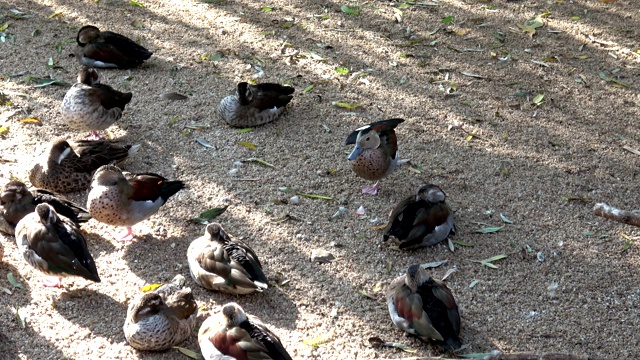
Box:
left=140, top=283, right=161, bottom=292
left=303, top=330, right=334, bottom=347
left=370, top=224, right=386, bottom=230
left=237, top=141, right=256, bottom=150
left=517, top=23, right=536, bottom=37
left=0, top=126, right=8, bottom=135
left=20, top=117, right=42, bottom=125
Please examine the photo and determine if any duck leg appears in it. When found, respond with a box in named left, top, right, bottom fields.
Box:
left=362, top=181, right=381, bottom=195
left=42, top=276, right=62, bottom=288
left=115, top=227, right=134, bottom=242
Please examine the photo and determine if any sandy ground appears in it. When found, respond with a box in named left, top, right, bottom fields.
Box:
left=1, top=0, right=639, bottom=359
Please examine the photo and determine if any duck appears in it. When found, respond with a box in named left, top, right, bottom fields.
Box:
left=28, top=138, right=140, bottom=194
left=0, top=180, right=91, bottom=236
left=345, top=118, right=404, bottom=195
left=198, top=302, right=292, bottom=360
left=124, top=274, right=197, bottom=351
left=187, top=222, right=268, bottom=295
left=61, top=67, right=133, bottom=139
left=14, top=203, right=101, bottom=287
left=218, top=82, right=295, bottom=127
left=387, top=264, right=461, bottom=351
left=87, top=165, right=185, bottom=241
left=383, top=184, right=455, bottom=250
left=76, top=25, right=153, bottom=69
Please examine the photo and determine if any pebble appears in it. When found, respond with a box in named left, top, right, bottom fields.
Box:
left=310, top=249, right=335, bottom=263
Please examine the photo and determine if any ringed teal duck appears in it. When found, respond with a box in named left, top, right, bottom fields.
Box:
left=198, top=302, right=293, bottom=360
left=218, top=82, right=294, bottom=127
left=345, top=118, right=404, bottom=195
left=124, top=274, right=198, bottom=351
left=87, top=165, right=185, bottom=241
left=61, top=67, right=132, bottom=139
left=76, top=25, right=152, bottom=69
left=14, top=203, right=101, bottom=287
left=28, top=138, right=140, bottom=193
left=383, top=184, right=455, bottom=250
left=187, top=223, right=268, bottom=295
left=1, top=180, right=91, bottom=236
left=387, top=264, right=461, bottom=351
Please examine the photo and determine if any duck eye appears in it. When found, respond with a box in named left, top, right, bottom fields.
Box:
left=366, top=137, right=370, bottom=141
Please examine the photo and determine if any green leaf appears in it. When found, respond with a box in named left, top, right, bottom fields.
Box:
left=237, top=141, right=256, bottom=150
left=298, top=193, right=333, bottom=200
left=341, top=5, right=360, bottom=15
left=452, top=239, right=474, bottom=247
left=582, top=230, right=594, bottom=236
left=47, top=57, right=54, bottom=68
left=461, top=352, right=500, bottom=359
left=335, top=67, right=349, bottom=74
left=473, top=254, right=508, bottom=268
left=0, top=22, right=10, bottom=32
left=262, top=6, right=274, bottom=11
left=368, top=337, right=417, bottom=353
left=24, top=76, right=71, bottom=88
left=442, top=16, right=454, bottom=24
left=173, top=346, right=203, bottom=360
left=302, top=84, right=315, bottom=93
left=190, top=206, right=229, bottom=224
left=130, top=0, right=144, bottom=6
left=303, top=330, right=334, bottom=346
left=236, top=128, right=253, bottom=134
left=331, top=101, right=363, bottom=110
left=15, top=306, right=25, bottom=328
left=532, top=93, right=544, bottom=106
left=242, top=157, right=276, bottom=168
left=7, top=272, right=24, bottom=289
left=474, top=225, right=505, bottom=233
left=499, top=213, right=513, bottom=224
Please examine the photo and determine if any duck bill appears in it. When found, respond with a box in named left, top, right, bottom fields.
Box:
left=348, top=145, right=363, bottom=161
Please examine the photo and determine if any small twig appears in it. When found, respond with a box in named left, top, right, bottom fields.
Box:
left=622, top=145, right=640, bottom=156
left=594, top=203, right=640, bottom=228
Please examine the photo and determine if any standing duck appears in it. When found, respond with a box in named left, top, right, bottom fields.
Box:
left=124, top=274, right=198, bottom=351
left=218, top=82, right=295, bottom=127
left=61, top=67, right=133, bottom=139
left=76, top=25, right=153, bottom=69
left=383, top=184, right=455, bottom=250
left=198, top=302, right=292, bottom=360
left=87, top=165, right=185, bottom=241
left=187, top=223, right=268, bottom=295
left=1, top=180, right=91, bottom=236
left=345, top=118, right=404, bottom=195
left=387, top=264, right=461, bottom=351
left=14, top=203, right=101, bottom=287
left=28, top=138, right=140, bottom=193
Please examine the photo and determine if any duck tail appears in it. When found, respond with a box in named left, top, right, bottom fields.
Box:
left=159, top=181, right=186, bottom=203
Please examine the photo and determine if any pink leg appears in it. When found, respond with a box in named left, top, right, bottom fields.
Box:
left=362, top=181, right=380, bottom=195
left=114, top=227, right=134, bottom=242
left=42, top=276, right=62, bottom=288
left=86, top=131, right=105, bottom=140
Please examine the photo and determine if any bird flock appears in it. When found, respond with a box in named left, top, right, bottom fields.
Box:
left=0, top=24, right=463, bottom=359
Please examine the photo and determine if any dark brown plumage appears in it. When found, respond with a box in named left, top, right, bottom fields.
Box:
left=1, top=180, right=91, bottom=235
left=28, top=138, right=139, bottom=193
left=383, top=184, right=455, bottom=249
left=217, top=82, right=295, bottom=127
left=387, top=265, right=461, bottom=351
left=76, top=25, right=152, bottom=69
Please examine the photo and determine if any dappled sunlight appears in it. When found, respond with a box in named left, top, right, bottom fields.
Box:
left=1, top=0, right=640, bottom=358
